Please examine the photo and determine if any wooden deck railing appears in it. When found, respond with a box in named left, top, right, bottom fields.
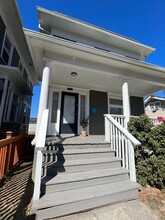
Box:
left=0, top=133, right=34, bottom=181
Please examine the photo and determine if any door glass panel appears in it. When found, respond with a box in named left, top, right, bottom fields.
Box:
left=63, top=95, right=75, bottom=124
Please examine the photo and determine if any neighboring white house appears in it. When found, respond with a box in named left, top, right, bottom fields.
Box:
left=0, top=0, right=38, bottom=131
left=24, top=7, right=165, bottom=137
left=145, top=95, right=165, bottom=120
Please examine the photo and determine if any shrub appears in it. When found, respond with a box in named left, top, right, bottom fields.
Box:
left=128, top=115, right=165, bottom=191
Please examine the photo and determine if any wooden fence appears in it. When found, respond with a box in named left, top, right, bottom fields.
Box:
left=0, top=133, right=34, bottom=181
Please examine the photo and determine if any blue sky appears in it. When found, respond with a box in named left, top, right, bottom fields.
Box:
left=17, top=0, right=165, bottom=117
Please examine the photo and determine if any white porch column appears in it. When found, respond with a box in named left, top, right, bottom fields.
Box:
left=122, top=77, right=130, bottom=128
left=35, top=59, right=52, bottom=138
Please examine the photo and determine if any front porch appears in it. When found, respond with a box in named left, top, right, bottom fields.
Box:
left=46, top=134, right=105, bottom=145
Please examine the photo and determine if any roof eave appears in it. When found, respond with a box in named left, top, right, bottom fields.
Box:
left=37, top=6, right=155, bottom=59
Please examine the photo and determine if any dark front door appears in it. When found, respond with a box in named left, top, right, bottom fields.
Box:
left=60, top=92, right=78, bottom=134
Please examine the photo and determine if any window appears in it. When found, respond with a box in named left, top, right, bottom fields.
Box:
left=0, top=79, right=4, bottom=107
left=1, top=35, right=12, bottom=64
left=51, top=92, right=59, bottom=123
left=109, top=99, right=123, bottom=115
left=149, top=101, right=161, bottom=111
left=22, top=104, right=30, bottom=126
left=10, top=93, right=19, bottom=122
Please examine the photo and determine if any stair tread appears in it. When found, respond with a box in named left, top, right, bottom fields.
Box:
left=46, top=144, right=111, bottom=149
left=43, top=147, right=114, bottom=155
left=58, top=148, right=114, bottom=154
left=46, top=167, right=128, bottom=185
left=44, top=157, right=121, bottom=167
left=33, top=180, right=140, bottom=209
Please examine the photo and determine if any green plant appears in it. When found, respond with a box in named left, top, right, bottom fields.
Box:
left=128, top=115, right=165, bottom=192
left=80, top=118, right=89, bottom=131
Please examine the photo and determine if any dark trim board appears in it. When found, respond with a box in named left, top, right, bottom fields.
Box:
left=89, top=90, right=108, bottom=135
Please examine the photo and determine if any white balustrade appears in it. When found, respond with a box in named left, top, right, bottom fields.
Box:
left=32, top=109, right=49, bottom=201
left=104, top=114, right=141, bottom=182
left=111, top=114, right=126, bottom=127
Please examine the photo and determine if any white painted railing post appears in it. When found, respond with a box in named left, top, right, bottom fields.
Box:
left=33, top=109, right=49, bottom=201
left=104, top=116, right=110, bottom=142
left=128, top=141, right=136, bottom=182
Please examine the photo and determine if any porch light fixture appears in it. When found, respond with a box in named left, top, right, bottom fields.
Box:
left=71, top=72, right=77, bottom=77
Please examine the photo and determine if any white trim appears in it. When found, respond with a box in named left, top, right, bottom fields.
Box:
left=48, top=84, right=89, bottom=136
left=24, top=29, right=165, bottom=75
left=37, top=7, right=154, bottom=57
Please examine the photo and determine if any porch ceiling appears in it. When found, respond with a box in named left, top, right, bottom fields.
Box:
left=24, top=29, right=165, bottom=97
left=51, top=63, right=163, bottom=97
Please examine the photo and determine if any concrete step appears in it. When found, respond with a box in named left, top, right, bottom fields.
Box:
left=33, top=180, right=140, bottom=219
left=45, top=157, right=121, bottom=174
left=45, top=167, right=129, bottom=193
left=45, top=143, right=111, bottom=151
left=56, top=148, right=115, bottom=160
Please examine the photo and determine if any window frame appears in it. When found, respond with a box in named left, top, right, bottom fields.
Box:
left=108, top=94, right=123, bottom=116
left=0, top=31, right=13, bottom=65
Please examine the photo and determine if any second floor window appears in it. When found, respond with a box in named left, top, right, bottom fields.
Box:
left=2, top=35, right=11, bottom=64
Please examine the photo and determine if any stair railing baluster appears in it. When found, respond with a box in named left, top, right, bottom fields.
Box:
left=104, top=114, right=141, bottom=182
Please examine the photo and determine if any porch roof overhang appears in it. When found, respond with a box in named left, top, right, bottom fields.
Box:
left=0, top=65, right=33, bottom=95
left=37, top=7, right=154, bottom=60
left=24, top=29, right=165, bottom=97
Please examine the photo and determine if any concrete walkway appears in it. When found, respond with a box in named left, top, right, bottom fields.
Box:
left=54, top=200, right=158, bottom=220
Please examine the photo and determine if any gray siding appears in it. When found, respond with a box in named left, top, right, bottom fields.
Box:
left=11, top=47, right=20, bottom=67
left=161, top=100, right=165, bottom=108
left=130, top=96, right=144, bottom=116
left=89, top=90, right=108, bottom=135
left=0, top=16, right=5, bottom=53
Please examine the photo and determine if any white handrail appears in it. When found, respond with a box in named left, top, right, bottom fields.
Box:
left=104, top=114, right=141, bottom=182
left=105, top=114, right=141, bottom=146
left=111, top=114, right=126, bottom=128
left=32, top=109, right=49, bottom=201
left=111, top=114, right=126, bottom=118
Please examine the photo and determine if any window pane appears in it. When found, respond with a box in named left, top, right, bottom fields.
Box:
left=0, top=79, right=4, bottom=107
left=51, top=92, right=59, bottom=123
left=80, top=95, right=86, bottom=122
left=5, top=37, right=11, bottom=54
left=10, top=94, right=19, bottom=122
left=110, top=107, right=123, bottom=115
left=2, top=49, right=9, bottom=64
left=110, top=99, right=123, bottom=106
left=109, top=98, right=123, bottom=115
